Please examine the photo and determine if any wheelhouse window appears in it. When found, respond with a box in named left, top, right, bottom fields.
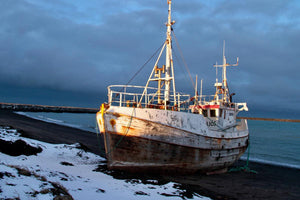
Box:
left=210, top=109, right=216, bottom=117
left=202, top=109, right=208, bottom=117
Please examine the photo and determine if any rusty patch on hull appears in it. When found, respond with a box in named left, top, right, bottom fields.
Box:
left=105, top=131, right=247, bottom=174
left=110, top=119, right=116, bottom=127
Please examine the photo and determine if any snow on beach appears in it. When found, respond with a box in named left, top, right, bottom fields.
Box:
left=0, top=126, right=210, bottom=199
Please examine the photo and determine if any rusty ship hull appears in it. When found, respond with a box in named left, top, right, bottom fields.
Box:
left=97, top=106, right=249, bottom=173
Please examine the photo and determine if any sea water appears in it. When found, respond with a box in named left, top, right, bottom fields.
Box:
left=17, top=112, right=97, bottom=133
left=19, top=112, right=300, bottom=169
left=244, top=120, right=300, bottom=169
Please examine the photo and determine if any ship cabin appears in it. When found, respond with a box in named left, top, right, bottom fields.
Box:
left=106, top=83, right=247, bottom=130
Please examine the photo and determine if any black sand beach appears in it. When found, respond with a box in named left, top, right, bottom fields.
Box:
left=0, top=110, right=299, bottom=200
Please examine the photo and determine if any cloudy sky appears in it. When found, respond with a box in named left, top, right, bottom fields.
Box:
left=0, top=0, right=299, bottom=118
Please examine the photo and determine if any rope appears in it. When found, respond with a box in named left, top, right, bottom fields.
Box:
left=228, top=135, right=257, bottom=173
left=205, top=112, right=256, bottom=173
left=103, top=107, right=136, bottom=155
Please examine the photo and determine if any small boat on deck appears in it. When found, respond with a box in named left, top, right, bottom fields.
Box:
left=96, top=0, right=249, bottom=174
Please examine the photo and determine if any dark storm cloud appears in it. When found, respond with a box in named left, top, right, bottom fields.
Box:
left=0, top=0, right=299, bottom=115
left=171, top=0, right=300, bottom=113
left=0, top=0, right=101, bottom=91
left=0, top=0, right=166, bottom=92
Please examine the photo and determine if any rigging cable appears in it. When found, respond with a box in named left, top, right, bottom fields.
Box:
left=112, top=42, right=165, bottom=102
left=172, top=30, right=195, bottom=91
left=172, top=46, right=190, bottom=90
left=124, top=42, right=165, bottom=88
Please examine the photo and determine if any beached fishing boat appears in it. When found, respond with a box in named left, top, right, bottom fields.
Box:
left=96, top=0, right=249, bottom=174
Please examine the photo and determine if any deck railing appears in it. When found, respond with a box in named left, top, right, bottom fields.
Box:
left=107, top=85, right=191, bottom=111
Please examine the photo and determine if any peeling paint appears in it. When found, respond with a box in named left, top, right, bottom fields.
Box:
left=97, top=107, right=248, bottom=173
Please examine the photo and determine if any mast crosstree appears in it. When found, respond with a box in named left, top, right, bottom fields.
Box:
left=140, top=0, right=176, bottom=108
left=214, top=41, right=239, bottom=103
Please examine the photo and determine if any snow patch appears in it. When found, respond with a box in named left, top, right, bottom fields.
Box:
left=0, top=126, right=211, bottom=199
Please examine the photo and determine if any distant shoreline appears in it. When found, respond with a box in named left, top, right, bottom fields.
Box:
left=1, top=102, right=300, bottom=123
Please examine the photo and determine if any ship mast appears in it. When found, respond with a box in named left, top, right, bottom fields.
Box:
left=164, top=0, right=174, bottom=105
left=139, top=0, right=176, bottom=108
left=214, top=41, right=239, bottom=103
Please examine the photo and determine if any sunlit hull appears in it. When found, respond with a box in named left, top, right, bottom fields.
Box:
left=97, top=106, right=248, bottom=173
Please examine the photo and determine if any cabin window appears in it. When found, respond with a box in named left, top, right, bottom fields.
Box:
left=219, top=109, right=223, bottom=117
left=202, top=109, right=208, bottom=117
left=210, top=109, right=216, bottom=117
left=224, top=110, right=226, bottom=119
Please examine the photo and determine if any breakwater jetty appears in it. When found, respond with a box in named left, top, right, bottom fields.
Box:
left=0, top=103, right=98, bottom=113
left=237, top=116, right=300, bottom=123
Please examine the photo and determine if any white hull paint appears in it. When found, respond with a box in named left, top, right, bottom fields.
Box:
left=97, top=106, right=248, bottom=173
